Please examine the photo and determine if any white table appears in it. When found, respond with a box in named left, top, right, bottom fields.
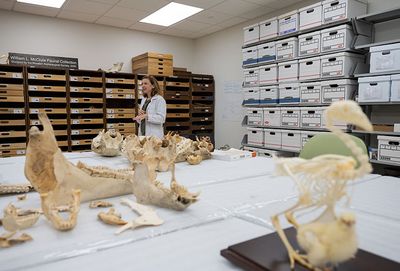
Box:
left=0, top=153, right=399, bottom=271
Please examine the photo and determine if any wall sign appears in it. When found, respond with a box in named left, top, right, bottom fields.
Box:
left=8, top=52, right=79, bottom=69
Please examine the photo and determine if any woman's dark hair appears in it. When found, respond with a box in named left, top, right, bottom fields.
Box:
left=142, top=75, right=161, bottom=98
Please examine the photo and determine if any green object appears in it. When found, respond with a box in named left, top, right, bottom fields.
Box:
left=299, top=133, right=368, bottom=168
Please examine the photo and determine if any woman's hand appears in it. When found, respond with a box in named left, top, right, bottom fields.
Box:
left=133, top=113, right=147, bottom=123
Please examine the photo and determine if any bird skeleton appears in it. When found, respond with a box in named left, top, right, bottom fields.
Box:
left=271, top=101, right=373, bottom=270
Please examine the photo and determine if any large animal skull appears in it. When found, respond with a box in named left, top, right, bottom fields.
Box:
left=92, top=129, right=123, bottom=157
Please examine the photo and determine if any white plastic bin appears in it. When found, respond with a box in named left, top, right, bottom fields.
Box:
left=300, top=82, right=322, bottom=104
left=322, top=0, right=367, bottom=24
left=390, top=74, right=400, bottom=102
left=299, top=56, right=321, bottom=80
left=370, top=43, right=400, bottom=73
left=300, top=107, right=325, bottom=128
left=301, top=131, right=323, bottom=148
left=243, top=86, right=260, bottom=105
left=244, top=67, right=259, bottom=87
left=321, top=52, right=364, bottom=78
left=358, top=76, right=391, bottom=103
left=299, top=2, right=322, bottom=30
left=244, top=23, right=259, bottom=44
left=321, top=79, right=356, bottom=103
left=299, top=31, right=321, bottom=57
left=321, top=24, right=354, bottom=52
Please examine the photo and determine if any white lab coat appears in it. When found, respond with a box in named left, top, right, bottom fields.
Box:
left=138, top=94, right=166, bottom=139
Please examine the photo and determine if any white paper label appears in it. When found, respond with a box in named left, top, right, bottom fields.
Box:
left=107, top=114, right=114, bottom=119
left=14, top=109, right=23, bottom=114
left=70, top=76, right=78, bottom=81
left=13, top=73, right=22, bottom=78
left=72, top=130, right=80, bottom=135
left=72, top=120, right=80, bottom=124
left=107, top=79, right=114, bottom=83
left=31, top=98, right=39, bottom=102
left=28, top=86, right=37, bottom=90
left=71, top=87, right=79, bottom=92
left=72, top=141, right=80, bottom=145
left=106, top=94, right=113, bottom=98
left=71, top=98, right=79, bottom=103
left=29, top=74, right=38, bottom=79
left=71, top=109, right=79, bottom=113
left=17, top=150, right=26, bottom=154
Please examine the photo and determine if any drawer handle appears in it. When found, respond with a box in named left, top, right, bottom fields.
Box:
left=45, top=109, right=52, bottom=112
left=329, top=31, right=338, bottom=35
left=307, top=86, right=314, bottom=89
left=44, top=86, right=51, bottom=89
left=249, top=71, right=254, bottom=74
left=308, top=135, right=313, bottom=139
left=306, top=37, right=313, bottom=41
left=265, top=22, right=271, bottom=26
left=44, top=74, right=51, bottom=78
left=306, top=8, right=314, bottom=13
left=252, top=111, right=257, bottom=113
left=328, top=58, right=336, bottom=61
left=288, top=133, right=294, bottom=137
left=308, top=111, right=315, bottom=114
left=382, top=51, right=391, bottom=55
left=331, top=1, right=339, bottom=6
left=248, top=28, right=254, bottom=32
left=306, top=62, right=313, bottom=65
left=84, top=87, right=90, bottom=90
left=369, top=83, right=378, bottom=86
left=265, top=68, right=271, bottom=71
left=329, top=84, right=339, bottom=87
left=270, top=132, right=275, bottom=135
left=0, top=72, right=6, bottom=75
left=285, top=17, right=292, bottom=21
left=388, top=141, right=399, bottom=146
left=45, top=98, right=52, bottom=100
left=288, top=111, right=294, bottom=113
left=282, top=42, right=288, bottom=46
left=285, top=87, right=292, bottom=90
left=269, top=111, right=275, bottom=114
left=284, top=65, right=291, bottom=68
left=0, top=84, right=7, bottom=88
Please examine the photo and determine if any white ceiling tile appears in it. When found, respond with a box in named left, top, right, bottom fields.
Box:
left=198, top=24, right=225, bottom=35
left=242, top=0, right=275, bottom=5
left=240, top=5, right=275, bottom=19
left=189, top=9, right=233, bottom=25
left=217, top=16, right=248, bottom=28
left=63, top=0, right=112, bottom=15
left=0, top=0, right=14, bottom=10
left=104, top=5, right=148, bottom=21
left=96, top=16, right=135, bottom=28
left=129, top=22, right=166, bottom=33
left=267, top=0, right=304, bottom=9
left=158, top=27, right=196, bottom=38
left=175, top=0, right=225, bottom=9
left=117, top=0, right=169, bottom=12
left=88, top=0, right=120, bottom=5
left=173, top=19, right=212, bottom=32
left=14, top=3, right=59, bottom=17
left=57, top=9, right=99, bottom=23
left=210, top=0, right=261, bottom=16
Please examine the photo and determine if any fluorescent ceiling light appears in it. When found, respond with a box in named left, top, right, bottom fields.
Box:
left=17, top=0, right=66, bottom=8
left=140, top=2, right=203, bottom=27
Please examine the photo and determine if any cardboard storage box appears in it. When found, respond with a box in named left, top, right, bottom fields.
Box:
left=264, top=129, right=282, bottom=149
left=276, top=37, right=298, bottom=60
left=321, top=24, right=354, bottom=52
left=390, top=74, right=400, bottom=102
left=299, top=56, right=321, bottom=80
left=301, top=131, right=323, bottom=147
left=242, top=46, right=258, bottom=66
left=243, top=86, right=260, bottom=105
left=394, top=124, right=400, bottom=133
left=370, top=43, right=400, bottom=73
left=278, top=10, right=299, bottom=36
left=247, top=127, right=264, bottom=146
left=244, top=23, right=260, bottom=45
left=259, top=85, right=278, bottom=104
left=259, top=17, right=278, bottom=41
left=322, top=0, right=367, bottom=24
left=299, top=31, right=321, bottom=57
left=321, top=52, right=364, bottom=78
left=257, top=42, right=276, bottom=64
left=321, top=79, right=356, bottom=103
left=280, top=107, right=300, bottom=127
left=243, top=67, right=259, bottom=87
left=263, top=108, right=281, bottom=127
left=281, top=130, right=302, bottom=151
left=378, top=135, right=400, bottom=164
left=259, top=64, right=278, bottom=85
left=247, top=108, right=263, bottom=126
left=279, top=83, right=300, bottom=104
left=358, top=76, right=391, bottom=103
left=299, top=2, right=322, bottom=30
left=278, top=60, right=299, bottom=82
left=300, top=107, right=325, bottom=128
left=300, top=82, right=322, bottom=104
left=132, top=52, right=173, bottom=76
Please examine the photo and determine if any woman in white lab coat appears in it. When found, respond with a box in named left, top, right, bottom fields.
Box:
left=133, top=75, right=166, bottom=139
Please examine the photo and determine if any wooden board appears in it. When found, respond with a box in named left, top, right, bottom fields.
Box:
left=106, top=113, right=134, bottom=119
left=71, top=108, right=103, bottom=114
left=71, top=139, right=92, bottom=146
left=71, top=119, right=103, bottom=125
left=106, top=108, right=135, bottom=114
left=30, top=119, right=67, bottom=125
left=0, top=71, right=23, bottom=79
left=105, top=78, right=135, bottom=84
left=164, top=93, right=190, bottom=100
left=70, top=97, right=103, bottom=104
left=106, top=93, right=135, bottom=99
left=221, top=228, right=400, bottom=271
left=70, top=86, right=103, bottom=93
left=192, top=96, right=214, bottom=101
left=132, top=59, right=173, bottom=70
left=28, top=73, right=66, bottom=81
left=0, top=89, right=24, bottom=96
left=192, top=125, right=214, bottom=131
left=114, top=128, right=135, bottom=134
left=0, top=142, right=26, bottom=150
left=106, top=123, right=135, bottom=129
left=166, top=113, right=190, bottom=118
left=138, top=80, right=165, bottom=87
left=165, top=121, right=191, bottom=127
left=0, top=119, right=25, bottom=126
left=0, top=108, right=24, bottom=114
left=0, top=83, right=24, bottom=91
left=70, top=76, right=102, bottom=83
left=71, top=128, right=102, bottom=135
left=53, top=130, right=68, bottom=136
left=132, top=52, right=173, bottom=62
left=166, top=81, right=190, bottom=88
left=57, top=141, right=69, bottom=147
left=191, top=116, right=214, bottom=122
left=0, top=131, right=26, bottom=138
left=28, top=85, right=66, bottom=92
left=29, top=108, right=67, bottom=114
left=133, top=66, right=173, bottom=77
left=0, top=96, right=24, bottom=103
left=167, top=104, right=190, bottom=109
left=0, top=149, right=26, bottom=157
left=29, top=97, right=66, bottom=103
left=192, top=83, right=214, bottom=92
left=192, top=106, right=214, bottom=114
left=105, top=88, right=134, bottom=94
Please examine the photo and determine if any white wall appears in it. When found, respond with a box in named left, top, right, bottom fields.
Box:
left=0, top=9, right=195, bottom=72
left=194, top=0, right=400, bottom=148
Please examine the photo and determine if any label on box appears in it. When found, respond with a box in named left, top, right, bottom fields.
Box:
left=71, top=109, right=79, bottom=113
left=126, top=95, right=134, bottom=99
left=322, top=59, right=343, bottom=76
left=71, top=87, right=79, bottom=92
left=280, top=17, right=297, bottom=35
left=107, top=114, right=114, bottom=119
left=17, top=150, right=26, bottom=155
left=72, top=141, right=80, bottom=146
left=12, top=73, right=22, bottom=78
left=31, top=98, right=39, bottom=102
left=31, top=120, right=40, bottom=125
left=106, top=88, right=113, bottom=93
left=106, top=94, right=114, bottom=98
left=323, top=33, right=345, bottom=50
left=72, top=130, right=80, bottom=135
left=324, top=2, right=347, bottom=22
left=14, top=109, right=23, bottom=114
left=72, top=120, right=80, bottom=124
left=28, top=86, right=37, bottom=90
left=302, top=112, right=323, bottom=127
left=106, top=79, right=115, bottom=83
left=71, top=98, right=79, bottom=103
left=323, top=86, right=346, bottom=102
left=281, top=112, right=299, bottom=126
left=29, top=74, right=38, bottom=79
left=70, top=76, right=78, bottom=81
left=107, top=109, right=114, bottom=113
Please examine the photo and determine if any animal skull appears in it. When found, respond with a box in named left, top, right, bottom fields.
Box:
left=92, top=129, right=123, bottom=157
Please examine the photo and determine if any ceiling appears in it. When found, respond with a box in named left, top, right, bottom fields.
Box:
left=0, top=0, right=304, bottom=39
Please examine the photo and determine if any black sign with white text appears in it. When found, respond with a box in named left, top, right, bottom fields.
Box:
left=8, top=52, right=79, bottom=69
